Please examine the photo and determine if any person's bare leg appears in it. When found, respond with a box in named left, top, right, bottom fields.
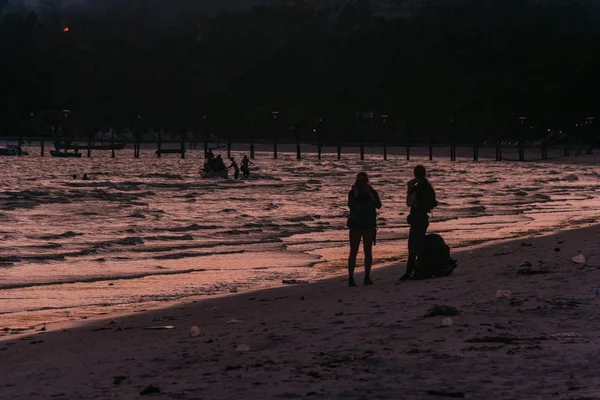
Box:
left=362, top=229, right=375, bottom=284
left=348, top=229, right=362, bottom=286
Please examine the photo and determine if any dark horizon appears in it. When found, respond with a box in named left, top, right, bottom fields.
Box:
left=1, top=0, right=599, bottom=144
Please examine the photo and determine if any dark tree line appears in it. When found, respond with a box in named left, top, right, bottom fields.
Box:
left=1, top=0, right=599, bottom=144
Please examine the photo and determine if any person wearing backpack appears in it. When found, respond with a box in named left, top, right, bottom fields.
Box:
left=401, top=165, right=438, bottom=281
left=347, top=172, right=382, bottom=287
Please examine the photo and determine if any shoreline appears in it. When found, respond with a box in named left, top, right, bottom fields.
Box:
left=1, top=223, right=596, bottom=340
left=3, top=223, right=600, bottom=399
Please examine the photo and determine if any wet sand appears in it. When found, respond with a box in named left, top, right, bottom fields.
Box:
left=2, top=225, right=600, bottom=399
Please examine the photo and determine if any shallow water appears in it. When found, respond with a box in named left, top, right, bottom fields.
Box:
left=1, top=145, right=599, bottom=331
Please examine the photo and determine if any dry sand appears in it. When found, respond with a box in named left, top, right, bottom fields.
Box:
left=2, top=225, right=600, bottom=399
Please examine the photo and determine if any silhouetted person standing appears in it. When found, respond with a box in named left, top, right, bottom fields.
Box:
left=204, top=149, right=215, bottom=172
left=241, top=155, right=254, bottom=178
left=228, top=157, right=240, bottom=179
left=401, top=165, right=438, bottom=280
left=347, top=172, right=382, bottom=287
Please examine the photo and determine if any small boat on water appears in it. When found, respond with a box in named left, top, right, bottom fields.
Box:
left=50, top=150, right=82, bottom=158
left=0, top=145, right=29, bottom=156
left=201, top=169, right=228, bottom=179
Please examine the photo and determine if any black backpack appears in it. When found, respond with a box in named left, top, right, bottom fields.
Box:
left=414, top=234, right=457, bottom=279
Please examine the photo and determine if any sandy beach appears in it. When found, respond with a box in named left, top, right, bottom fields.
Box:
left=2, top=224, right=600, bottom=399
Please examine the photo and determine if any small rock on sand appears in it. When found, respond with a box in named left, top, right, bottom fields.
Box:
left=140, top=385, right=160, bottom=395
left=113, top=376, right=128, bottom=385
left=424, top=306, right=459, bottom=318
left=236, top=344, right=250, bottom=352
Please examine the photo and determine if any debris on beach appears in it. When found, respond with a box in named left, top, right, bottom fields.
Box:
left=113, top=375, right=128, bottom=385
left=282, top=279, right=309, bottom=285
left=424, top=305, right=459, bottom=318
left=550, top=332, right=579, bottom=339
left=236, top=344, right=250, bottom=352
left=143, top=325, right=175, bottom=330
left=226, top=319, right=243, bottom=324
left=465, top=336, right=544, bottom=344
left=517, top=267, right=551, bottom=275
left=189, top=326, right=200, bottom=337
left=425, top=389, right=465, bottom=398
left=495, top=290, right=512, bottom=299
left=518, top=260, right=532, bottom=268
left=572, top=254, right=586, bottom=264
left=140, top=385, right=160, bottom=395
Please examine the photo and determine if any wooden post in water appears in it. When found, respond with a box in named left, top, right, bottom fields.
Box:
left=317, top=140, right=322, bottom=161
left=405, top=122, right=411, bottom=161
left=428, top=137, right=433, bottom=161
left=360, top=144, right=365, bottom=160
left=87, top=135, right=92, bottom=158
left=40, top=138, right=44, bottom=156
left=251, top=116, right=257, bottom=160
left=518, top=117, right=526, bottom=161
left=519, top=143, right=525, bottom=161
left=17, top=134, right=22, bottom=156
left=450, top=118, right=456, bottom=161
left=157, top=131, right=162, bottom=158
left=111, top=131, right=116, bottom=158
left=181, top=132, right=186, bottom=159
left=296, top=130, right=301, bottom=161
left=473, top=142, right=479, bottom=161
left=272, top=110, right=279, bottom=159
left=337, top=145, right=341, bottom=160
left=382, top=114, right=389, bottom=161
left=227, top=141, right=232, bottom=159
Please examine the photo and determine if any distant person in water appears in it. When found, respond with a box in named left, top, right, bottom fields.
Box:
left=241, top=155, right=254, bottom=178
left=213, top=155, right=226, bottom=172
left=228, top=157, right=240, bottom=179
left=83, top=173, right=89, bottom=180
left=401, top=165, right=438, bottom=280
left=204, top=149, right=215, bottom=172
left=347, top=172, right=382, bottom=287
